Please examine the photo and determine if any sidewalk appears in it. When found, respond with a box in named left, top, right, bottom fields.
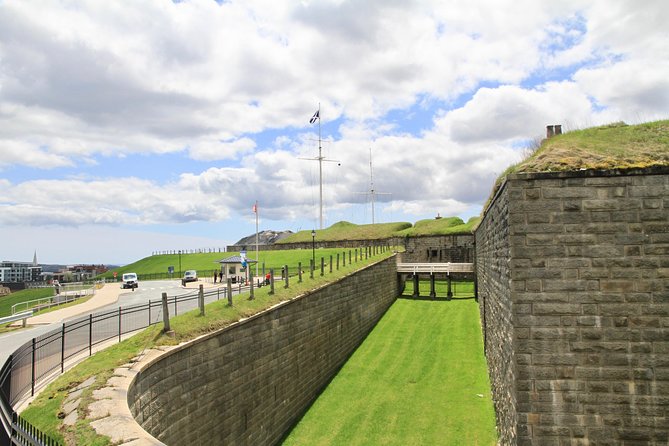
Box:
left=25, top=283, right=126, bottom=325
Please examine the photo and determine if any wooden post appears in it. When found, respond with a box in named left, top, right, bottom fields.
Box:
left=284, top=265, right=289, bottom=288
left=249, top=272, right=254, bottom=300
left=198, top=284, right=205, bottom=316
left=298, top=262, right=303, bottom=283
left=227, top=279, right=233, bottom=305
left=161, top=292, right=170, bottom=332
left=430, top=274, right=436, bottom=299
left=269, top=269, right=275, bottom=295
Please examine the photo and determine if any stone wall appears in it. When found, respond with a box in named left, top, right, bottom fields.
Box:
left=476, top=167, right=669, bottom=445
left=227, top=238, right=397, bottom=253
left=128, top=256, right=399, bottom=445
left=476, top=183, right=516, bottom=444
left=400, top=234, right=474, bottom=263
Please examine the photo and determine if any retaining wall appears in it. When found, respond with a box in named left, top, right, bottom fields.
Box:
left=476, top=166, right=669, bottom=445
left=128, top=256, right=399, bottom=445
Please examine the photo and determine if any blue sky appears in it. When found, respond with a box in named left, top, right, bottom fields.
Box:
left=1, top=0, right=668, bottom=265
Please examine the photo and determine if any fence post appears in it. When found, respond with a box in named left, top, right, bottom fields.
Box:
left=298, top=262, right=302, bottom=283
left=329, top=255, right=333, bottom=273
left=310, top=260, right=314, bottom=279
left=89, top=314, right=93, bottom=356
left=249, top=273, right=254, bottom=300
left=269, top=269, right=275, bottom=295
left=320, top=257, right=324, bottom=276
left=61, top=323, right=65, bottom=373
left=198, top=285, right=205, bottom=316
left=148, top=299, right=151, bottom=325
left=447, top=275, right=453, bottom=300
left=118, top=307, right=122, bottom=342
left=336, top=253, right=340, bottom=270
left=161, top=292, right=171, bottom=332
left=284, top=265, right=289, bottom=289
left=227, top=279, right=233, bottom=305
left=31, top=338, right=36, bottom=397
left=349, top=250, right=352, bottom=264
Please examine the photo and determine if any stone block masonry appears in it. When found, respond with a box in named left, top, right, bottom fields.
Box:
left=476, top=166, right=669, bottom=445
left=128, top=256, right=399, bottom=445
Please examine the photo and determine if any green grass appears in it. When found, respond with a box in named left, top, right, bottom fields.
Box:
left=282, top=298, right=497, bottom=446
left=0, top=287, right=54, bottom=317
left=100, top=247, right=380, bottom=280
left=22, top=251, right=393, bottom=445
left=396, top=216, right=479, bottom=237
left=279, top=221, right=413, bottom=244
left=510, top=120, right=669, bottom=176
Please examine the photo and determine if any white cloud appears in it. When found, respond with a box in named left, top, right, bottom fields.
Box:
left=0, top=0, right=667, bottom=265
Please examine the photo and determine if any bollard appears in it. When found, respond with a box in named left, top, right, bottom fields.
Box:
left=199, top=284, right=205, bottom=316
left=329, top=255, right=333, bottom=273
left=336, top=253, right=340, bottom=270
left=227, top=279, right=233, bottom=306
left=349, top=250, right=352, bottom=264
left=310, top=259, right=314, bottom=279
left=320, top=257, right=324, bottom=276
left=162, top=292, right=171, bottom=332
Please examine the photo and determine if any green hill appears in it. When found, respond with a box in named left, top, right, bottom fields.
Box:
left=279, top=218, right=479, bottom=244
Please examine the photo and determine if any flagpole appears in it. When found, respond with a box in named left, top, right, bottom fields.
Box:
left=255, top=200, right=259, bottom=278
left=317, top=102, right=323, bottom=229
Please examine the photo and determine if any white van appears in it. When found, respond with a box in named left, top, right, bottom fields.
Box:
left=122, top=273, right=138, bottom=290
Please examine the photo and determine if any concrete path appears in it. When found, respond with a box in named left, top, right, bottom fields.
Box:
left=25, top=283, right=127, bottom=325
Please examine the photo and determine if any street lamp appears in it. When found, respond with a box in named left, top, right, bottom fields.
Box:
left=311, top=229, right=316, bottom=265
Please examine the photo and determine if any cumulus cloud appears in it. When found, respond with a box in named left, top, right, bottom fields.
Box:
left=0, top=0, right=667, bottom=240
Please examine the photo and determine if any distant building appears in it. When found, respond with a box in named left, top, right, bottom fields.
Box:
left=0, top=261, right=42, bottom=283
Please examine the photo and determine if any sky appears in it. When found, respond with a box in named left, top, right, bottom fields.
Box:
left=1, top=0, right=668, bottom=265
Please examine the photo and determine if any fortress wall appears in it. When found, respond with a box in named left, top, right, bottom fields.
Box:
left=128, top=256, right=399, bottom=445
left=400, top=234, right=474, bottom=263
left=476, top=167, right=669, bottom=445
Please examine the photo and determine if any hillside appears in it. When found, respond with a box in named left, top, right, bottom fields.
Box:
left=278, top=218, right=479, bottom=244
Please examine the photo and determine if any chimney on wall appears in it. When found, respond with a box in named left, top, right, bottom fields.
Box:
left=546, top=124, right=562, bottom=138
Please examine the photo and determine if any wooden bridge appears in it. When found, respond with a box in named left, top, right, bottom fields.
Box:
left=396, top=262, right=475, bottom=299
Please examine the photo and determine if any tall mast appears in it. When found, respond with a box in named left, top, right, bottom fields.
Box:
left=357, top=147, right=390, bottom=224
left=318, top=103, right=323, bottom=229
left=300, top=103, right=339, bottom=229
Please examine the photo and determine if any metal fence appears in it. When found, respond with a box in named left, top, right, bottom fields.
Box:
left=0, top=285, right=239, bottom=446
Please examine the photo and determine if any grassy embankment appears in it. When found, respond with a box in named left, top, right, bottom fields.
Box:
left=283, top=298, right=497, bottom=446
left=21, top=250, right=393, bottom=445
left=278, top=217, right=479, bottom=244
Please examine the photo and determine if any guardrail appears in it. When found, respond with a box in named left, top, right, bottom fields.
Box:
left=396, top=262, right=474, bottom=274
left=0, top=311, right=34, bottom=328
left=11, top=286, right=95, bottom=315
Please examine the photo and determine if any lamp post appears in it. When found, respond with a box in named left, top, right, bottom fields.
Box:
left=178, top=250, right=182, bottom=278
left=311, top=229, right=316, bottom=265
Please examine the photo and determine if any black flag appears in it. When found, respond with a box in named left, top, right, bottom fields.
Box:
left=309, top=110, right=319, bottom=124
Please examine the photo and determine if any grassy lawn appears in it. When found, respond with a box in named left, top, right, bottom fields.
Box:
left=0, top=287, right=54, bottom=317
left=282, top=298, right=497, bottom=446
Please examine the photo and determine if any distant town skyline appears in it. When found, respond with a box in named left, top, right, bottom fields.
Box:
left=1, top=1, right=668, bottom=264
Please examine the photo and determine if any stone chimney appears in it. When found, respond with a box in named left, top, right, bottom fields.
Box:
left=546, top=124, right=563, bottom=138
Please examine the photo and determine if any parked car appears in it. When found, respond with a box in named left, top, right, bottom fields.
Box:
left=182, top=270, right=198, bottom=286
left=122, top=273, right=138, bottom=290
